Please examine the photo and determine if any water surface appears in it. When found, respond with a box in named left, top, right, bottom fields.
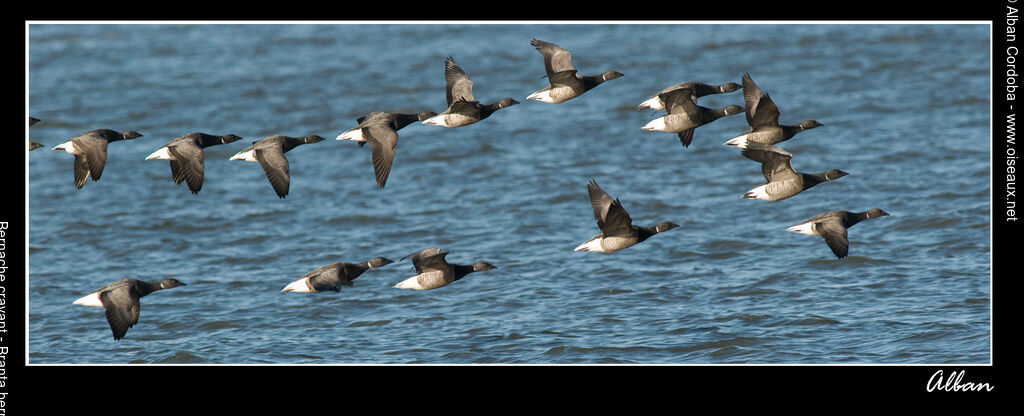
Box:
left=26, top=23, right=991, bottom=364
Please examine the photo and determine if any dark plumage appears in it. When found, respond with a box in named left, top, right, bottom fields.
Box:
left=29, top=117, right=42, bottom=150
left=527, top=39, right=623, bottom=104
left=723, top=73, right=823, bottom=149
left=636, top=81, right=742, bottom=111
left=574, top=179, right=679, bottom=253
left=146, top=132, right=243, bottom=194
left=739, top=145, right=848, bottom=202
left=52, top=129, right=143, bottom=188
left=786, top=208, right=890, bottom=259
left=229, top=134, right=324, bottom=198
left=422, top=56, right=519, bottom=128
left=72, top=278, right=186, bottom=341
left=640, top=87, right=744, bottom=147
left=282, top=257, right=394, bottom=293
left=336, top=111, right=437, bottom=188
left=393, top=248, right=496, bottom=290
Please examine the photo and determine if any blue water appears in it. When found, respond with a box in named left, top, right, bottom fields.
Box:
left=26, top=23, right=991, bottom=364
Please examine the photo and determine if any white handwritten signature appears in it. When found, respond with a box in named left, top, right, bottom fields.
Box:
left=926, top=370, right=994, bottom=392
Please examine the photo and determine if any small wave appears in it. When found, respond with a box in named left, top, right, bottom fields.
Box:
left=326, top=215, right=401, bottom=225
left=720, top=288, right=780, bottom=298
left=198, top=320, right=244, bottom=330
left=787, top=316, right=841, bottom=326
left=154, top=351, right=208, bottom=364
left=348, top=320, right=391, bottom=328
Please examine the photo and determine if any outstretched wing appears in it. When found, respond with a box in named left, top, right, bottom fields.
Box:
left=99, top=285, right=140, bottom=340
left=167, top=142, right=206, bottom=193
left=255, top=146, right=290, bottom=198
left=304, top=263, right=356, bottom=291
left=586, top=180, right=633, bottom=237
left=741, top=146, right=796, bottom=182
left=75, top=134, right=110, bottom=182
left=659, top=88, right=698, bottom=116
left=531, top=39, right=575, bottom=75
left=444, top=56, right=475, bottom=106
left=741, top=72, right=780, bottom=129
left=814, top=219, right=851, bottom=259
left=404, top=248, right=450, bottom=274
left=364, top=123, right=399, bottom=188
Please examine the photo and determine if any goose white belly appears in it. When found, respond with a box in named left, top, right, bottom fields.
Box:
left=335, top=128, right=366, bottom=143
left=145, top=146, right=173, bottom=160
left=573, top=235, right=632, bottom=253
left=742, top=183, right=772, bottom=200
left=422, top=113, right=476, bottom=128
left=281, top=277, right=315, bottom=293
left=723, top=133, right=752, bottom=148
left=229, top=148, right=258, bottom=162
left=52, top=140, right=81, bottom=154
left=394, top=270, right=446, bottom=290
left=72, top=291, right=104, bottom=307
left=526, top=88, right=555, bottom=103
left=393, top=275, right=427, bottom=290
left=637, top=96, right=665, bottom=111
left=785, top=221, right=818, bottom=236
left=527, top=87, right=572, bottom=104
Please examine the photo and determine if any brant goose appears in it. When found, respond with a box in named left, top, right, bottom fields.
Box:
left=393, top=248, right=496, bottom=290
left=422, top=56, right=519, bottom=128
left=29, top=117, right=42, bottom=150
left=72, top=278, right=186, bottom=340
left=282, top=257, right=394, bottom=293
left=526, top=39, right=623, bottom=104
left=640, top=88, right=744, bottom=148
left=786, top=208, right=890, bottom=259
left=723, top=73, right=823, bottom=149
left=52, top=129, right=143, bottom=189
left=229, top=134, right=324, bottom=198
left=739, top=145, right=848, bottom=202
left=146, top=132, right=243, bottom=194
left=636, top=81, right=742, bottom=111
left=337, top=111, right=437, bottom=188
left=575, top=179, right=679, bottom=253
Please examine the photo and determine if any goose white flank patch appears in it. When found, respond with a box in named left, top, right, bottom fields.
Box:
left=739, top=145, right=848, bottom=202
left=723, top=72, right=823, bottom=149
left=52, top=129, right=143, bottom=189
left=422, top=56, right=519, bottom=128
left=337, top=110, right=437, bottom=188
left=229, top=134, right=324, bottom=198
left=73, top=278, right=186, bottom=341
left=393, top=248, right=496, bottom=290
left=146, top=132, right=243, bottom=194
left=575, top=179, right=679, bottom=253
left=527, top=38, right=623, bottom=104
left=282, top=257, right=394, bottom=293
left=335, top=127, right=366, bottom=143
left=786, top=209, right=890, bottom=259
left=636, top=80, right=742, bottom=111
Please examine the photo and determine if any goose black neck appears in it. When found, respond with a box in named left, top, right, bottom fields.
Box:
left=452, top=264, right=477, bottom=281
left=392, top=113, right=422, bottom=130
left=636, top=226, right=657, bottom=242
left=781, top=125, right=803, bottom=139
left=479, top=102, right=505, bottom=120
left=847, top=211, right=874, bottom=227
left=802, top=172, right=830, bottom=187
left=137, top=280, right=165, bottom=297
